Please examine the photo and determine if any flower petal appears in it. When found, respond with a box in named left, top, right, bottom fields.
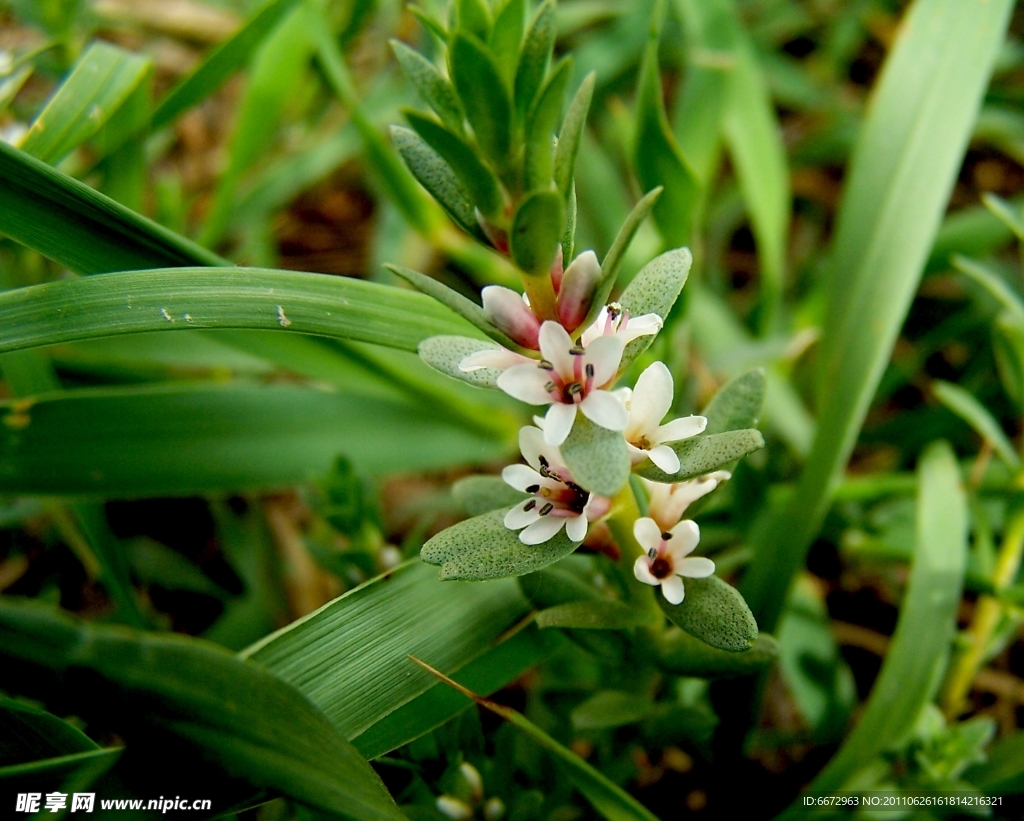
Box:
left=565, top=513, right=588, bottom=542
left=660, top=574, right=685, bottom=605
left=519, top=515, right=567, bottom=545
left=618, top=312, right=663, bottom=344
left=677, top=556, right=715, bottom=579
left=543, top=402, right=578, bottom=447
left=497, top=364, right=555, bottom=405
left=501, top=464, right=544, bottom=492
left=518, top=425, right=549, bottom=471
left=633, top=517, right=663, bottom=553
left=557, top=250, right=600, bottom=331
left=667, top=520, right=700, bottom=559
left=647, top=445, right=681, bottom=475
left=633, top=557, right=659, bottom=586
left=627, top=361, right=674, bottom=438
left=626, top=442, right=648, bottom=465
left=580, top=390, right=628, bottom=431
left=504, top=501, right=542, bottom=530
left=585, top=335, right=625, bottom=387
left=656, top=414, right=707, bottom=444
left=482, top=286, right=541, bottom=348
left=538, top=321, right=575, bottom=377
left=459, top=348, right=529, bottom=372
left=583, top=493, right=611, bottom=521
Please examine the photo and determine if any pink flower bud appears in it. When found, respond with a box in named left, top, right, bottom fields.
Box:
left=481, top=285, right=541, bottom=349
left=556, top=250, right=601, bottom=332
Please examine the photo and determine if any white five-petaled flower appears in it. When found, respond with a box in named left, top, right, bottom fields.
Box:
left=642, top=472, right=731, bottom=532
left=580, top=302, right=663, bottom=347
left=502, top=425, right=610, bottom=544
left=632, top=517, right=714, bottom=605
left=618, top=361, right=707, bottom=474
left=496, top=321, right=631, bottom=446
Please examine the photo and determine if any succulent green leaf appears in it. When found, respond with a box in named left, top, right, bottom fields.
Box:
left=657, top=631, right=778, bottom=678
left=586, top=187, right=663, bottom=328
left=553, top=72, right=595, bottom=201
left=659, top=576, right=758, bottom=652
left=404, top=110, right=503, bottom=219
left=386, top=264, right=520, bottom=349
left=453, top=475, right=528, bottom=515
left=633, top=9, right=700, bottom=247
left=518, top=566, right=599, bottom=610
left=561, top=414, right=631, bottom=497
left=21, top=41, right=151, bottom=165
left=418, top=335, right=505, bottom=389
left=510, top=189, right=564, bottom=276
left=489, top=0, right=526, bottom=86
left=571, top=691, right=652, bottom=731
left=449, top=32, right=513, bottom=166
left=701, top=368, right=766, bottom=435
left=536, top=600, right=655, bottom=630
left=390, top=40, right=465, bottom=134
left=635, top=429, right=764, bottom=483
left=561, top=183, right=577, bottom=266
left=456, top=0, right=492, bottom=39
left=410, top=5, right=449, bottom=42
left=524, top=57, right=572, bottom=192
left=421, top=509, right=580, bottom=581
left=514, top=0, right=556, bottom=124
left=617, top=246, right=692, bottom=369
left=389, top=125, right=482, bottom=238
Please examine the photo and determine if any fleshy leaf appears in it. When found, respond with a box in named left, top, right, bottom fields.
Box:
left=456, top=0, right=492, bottom=40
left=405, top=110, right=503, bottom=219
left=524, top=57, right=572, bottom=192
left=418, top=335, right=505, bottom=389
left=421, top=509, right=580, bottom=580
left=518, top=566, right=598, bottom=609
left=657, top=630, right=778, bottom=677
left=489, top=0, right=526, bottom=86
left=536, top=600, right=656, bottom=630
left=553, top=73, right=595, bottom=201
left=510, top=189, right=564, bottom=276
left=571, top=691, right=651, bottom=731
left=386, top=264, right=520, bottom=349
left=390, top=125, right=481, bottom=238
left=702, top=368, right=766, bottom=434
left=635, top=429, right=764, bottom=483
left=453, top=475, right=528, bottom=515
left=617, top=247, right=692, bottom=369
left=390, top=40, right=466, bottom=134
left=513, top=0, right=556, bottom=123
left=561, top=414, right=631, bottom=497
left=659, top=576, right=758, bottom=652
left=450, top=31, right=513, bottom=166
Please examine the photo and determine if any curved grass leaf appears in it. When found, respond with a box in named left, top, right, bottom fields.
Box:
left=659, top=575, right=757, bottom=652
left=453, top=475, right=529, bottom=515
left=0, top=747, right=121, bottom=797
left=0, top=384, right=504, bottom=497
left=561, top=414, right=631, bottom=497
left=0, top=141, right=226, bottom=273
left=412, top=656, right=660, bottom=821
left=786, top=441, right=967, bottom=804
left=742, top=0, right=1013, bottom=632
left=450, top=32, right=512, bottom=166
left=0, top=599, right=404, bottom=821
left=701, top=368, right=766, bottom=434
left=933, top=380, right=1020, bottom=469
left=571, top=691, right=651, bottom=731
left=419, top=335, right=505, bottom=388
left=952, top=254, right=1024, bottom=318
left=510, top=189, right=564, bottom=275
left=0, top=66, right=32, bottom=116
left=152, top=0, right=301, bottom=130
left=0, top=698, right=98, bottom=766
left=0, top=267, right=478, bottom=356
left=421, top=509, right=579, bottom=580
left=21, top=41, right=151, bottom=164
left=617, top=246, right=692, bottom=369
left=657, top=630, right=777, bottom=678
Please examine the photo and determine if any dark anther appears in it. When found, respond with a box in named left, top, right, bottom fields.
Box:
left=648, top=547, right=657, bottom=559
left=539, top=503, right=553, bottom=515
left=569, top=345, right=585, bottom=356
left=544, top=381, right=556, bottom=392
left=585, top=363, right=594, bottom=378
left=567, top=383, right=583, bottom=395
left=662, top=532, right=673, bottom=540
left=539, top=456, right=549, bottom=467
left=607, top=304, right=622, bottom=320
left=523, top=500, right=536, bottom=511
left=538, top=360, right=554, bottom=370
left=526, top=484, right=540, bottom=493
left=565, top=481, right=584, bottom=493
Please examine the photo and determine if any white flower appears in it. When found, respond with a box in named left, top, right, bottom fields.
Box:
left=580, top=302, right=663, bottom=347
left=642, top=472, right=731, bottom=532
left=501, top=425, right=610, bottom=544
left=496, top=321, right=629, bottom=447
left=459, top=346, right=533, bottom=372
left=619, top=361, right=706, bottom=473
left=632, top=517, right=714, bottom=605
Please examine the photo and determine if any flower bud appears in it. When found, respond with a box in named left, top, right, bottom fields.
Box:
left=436, top=796, right=473, bottom=821
left=556, top=250, right=601, bottom=332
left=482, top=285, right=541, bottom=349
left=483, top=797, right=506, bottom=821
left=458, top=762, right=484, bottom=803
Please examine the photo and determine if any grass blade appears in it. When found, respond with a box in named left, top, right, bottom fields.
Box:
left=933, top=380, right=1020, bottom=469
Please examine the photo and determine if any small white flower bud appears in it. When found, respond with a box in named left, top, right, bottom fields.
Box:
left=458, top=761, right=484, bottom=802
left=483, top=797, right=506, bottom=821
left=378, top=545, right=402, bottom=570
left=436, top=795, right=473, bottom=821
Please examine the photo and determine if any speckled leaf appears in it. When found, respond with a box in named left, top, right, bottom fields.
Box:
left=702, top=368, right=766, bottom=435
left=386, top=264, right=519, bottom=349
left=418, top=335, right=504, bottom=389
left=561, top=414, right=630, bottom=497
left=536, top=600, right=655, bottom=630
left=657, top=630, right=777, bottom=678
left=390, top=125, right=480, bottom=237
left=453, top=476, right=528, bottom=515
left=450, top=32, right=512, bottom=166
left=659, top=576, right=758, bottom=652
left=635, top=429, right=764, bottom=483
left=391, top=41, right=465, bottom=135
left=421, top=510, right=579, bottom=580
left=617, top=247, right=691, bottom=369
left=510, top=189, right=564, bottom=276
left=513, top=0, right=555, bottom=123
left=553, top=73, right=595, bottom=200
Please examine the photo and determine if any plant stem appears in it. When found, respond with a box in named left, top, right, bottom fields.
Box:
left=521, top=274, right=559, bottom=322
left=604, top=483, right=662, bottom=624
left=942, top=506, right=1024, bottom=718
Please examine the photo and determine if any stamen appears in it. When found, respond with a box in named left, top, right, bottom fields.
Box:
left=526, top=484, right=539, bottom=493
left=569, top=346, right=585, bottom=356
left=648, top=547, right=657, bottom=559
left=524, top=500, right=536, bottom=511
left=539, top=503, right=553, bottom=515
left=567, top=383, right=583, bottom=396
left=585, top=363, right=594, bottom=379
left=538, top=360, right=554, bottom=370
left=662, top=531, right=672, bottom=540
left=544, top=381, right=557, bottom=393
